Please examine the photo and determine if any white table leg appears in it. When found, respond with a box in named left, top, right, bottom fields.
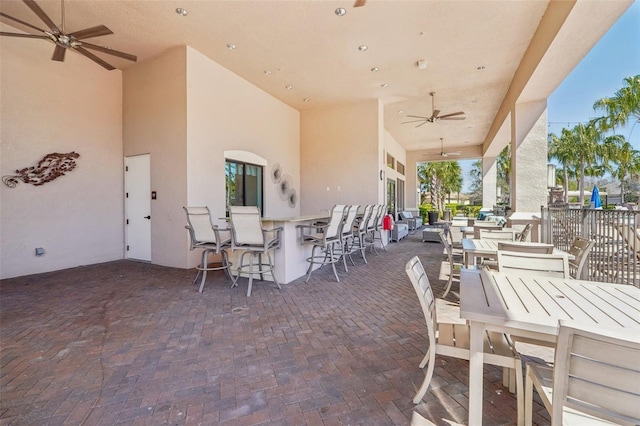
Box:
left=468, top=320, right=484, bottom=425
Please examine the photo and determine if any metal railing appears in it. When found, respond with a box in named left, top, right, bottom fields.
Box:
left=540, top=206, right=639, bottom=287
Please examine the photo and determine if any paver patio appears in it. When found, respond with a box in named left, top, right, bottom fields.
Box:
left=0, top=231, right=552, bottom=425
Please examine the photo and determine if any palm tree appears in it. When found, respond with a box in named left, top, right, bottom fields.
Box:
left=571, top=121, right=608, bottom=206
left=418, top=161, right=462, bottom=216
left=548, top=130, right=575, bottom=203
left=496, top=145, right=511, bottom=203
left=608, top=139, right=640, bottom=204
left=593, top=75, right=640, bottom=132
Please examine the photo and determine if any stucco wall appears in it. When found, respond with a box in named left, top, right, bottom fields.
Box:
left=300, top=100, right=382, bottom=215
left=123, top=46, right=188, bottom=269
left=1, top=36, right=124, bottom=279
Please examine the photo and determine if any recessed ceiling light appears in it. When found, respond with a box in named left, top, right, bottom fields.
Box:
left=226, top=44, right=236, bottom=50
left=398, top=110, right=404, bottom=114
left=358, top=45, right=368, bottom=52
left=335, top=8, right=347, bottom=16
left=381, top=83, right=388, bottom=88
left=264, top=70, right=272, bottom=75
left=285, top=85, right=293, bottom=90
left=477, top=65, right=486, bottom=70
left=370, top=67, right=379, bottom=72
left=175, top=8, right=188, bottom=16
left=303, top=98, right=311, bottom=103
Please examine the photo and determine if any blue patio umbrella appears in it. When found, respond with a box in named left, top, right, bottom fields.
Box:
left=590, top=185, right=602, bottom=209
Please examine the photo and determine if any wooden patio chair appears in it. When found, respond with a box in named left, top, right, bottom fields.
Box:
left=524, top=320, right=640, bottom=425
left=567, top=236, right=595, bottom=279
left=482, top=241, right=554, bottom=270
left=405, top=256, right=524, bottom=424
left=479, top=229, right=518, bottom=241
left=496, top=251, right=570, bottom=278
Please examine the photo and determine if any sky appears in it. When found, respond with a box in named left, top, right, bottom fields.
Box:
left=460, top=1, right=640, bottom=192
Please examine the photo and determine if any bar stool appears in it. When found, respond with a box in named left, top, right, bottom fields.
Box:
left=183, top=206, right=236, bottom=292
left=228, top=206, right=282, bottom=297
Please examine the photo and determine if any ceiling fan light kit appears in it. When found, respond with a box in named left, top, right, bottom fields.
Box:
left=0, top=0, right=137, bottom=70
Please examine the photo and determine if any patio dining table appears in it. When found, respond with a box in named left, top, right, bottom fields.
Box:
left=459, top=268, right=640, bottom=425
left=461, top=238, right=573, bottom=268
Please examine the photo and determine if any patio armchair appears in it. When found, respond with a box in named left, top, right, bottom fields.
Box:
left=297, top=205, right=347, bottom=282
left=398, top=210, right=423, bottom=231
left=568, top=236, right=595, bottom=279
left=496, top=251, right=570, bottom=278
left=351, top=205, right=374, bottom=264
left=482, top=241, right=554, bottom=270
left=333, top=205, right=361, bottom=272
left=405, top=256, right=524, bottom=422
left=183, top=206, right=236, bottom=292
left=440, top=232, right=465, bottom=298
left=370, top=204, right=388, bottom=253
left=517, top=223, right=532, bottom=242
left=228, top=206, right=282, bottom=297
left=524, top=320, right=640, bottom=425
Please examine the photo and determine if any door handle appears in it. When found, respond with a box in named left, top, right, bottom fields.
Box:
left=144, top=215, right=151, bottom=219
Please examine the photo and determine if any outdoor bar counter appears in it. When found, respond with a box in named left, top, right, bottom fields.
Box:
left=228, top=214, right=329, bottom=285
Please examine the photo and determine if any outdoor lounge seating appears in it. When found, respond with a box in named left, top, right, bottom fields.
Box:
left=183, top=206, right=236, bottom=292
left=228, top=206, right=282, bottom=297
left=405, top=256, right=524, bottom=420
left=398, top=211, right=423, bottom=231
left=524, top=320, right=640, bottom=425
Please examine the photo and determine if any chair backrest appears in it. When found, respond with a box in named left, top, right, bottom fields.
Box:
left=342, top=205, right=360, bottom=236
left=473, top=224, right=502, bottom=239
left=479, top=229, right=516, bottom=241
left=518, top=223, right=533, bottom=242
left=400, top=211, right=414, bottom=220
left=325, top=205, right=347, bottom=239
left=440, top=232, right=453, bottom=264
left=552, top=320, right=640, bottom=425
left=497, top=241, right=554, bottom=254
left=228, top=206, right=264, bottom=246
left=356, top=205, right=373, bottom=233
left=374, top=204, right=386, bottom=230
left=405, top=256, right=437, bottom=349
left=496, top=251, right=570, bottom=278
left=183, top=206, right=218, bottom=245
left=568, top=236, right=596, bottom=279
left=366, top=204, right=380, bottom=232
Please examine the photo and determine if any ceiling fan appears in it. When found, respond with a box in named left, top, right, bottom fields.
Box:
left=0, top=0, right=137, bottom=70
left=424, top=138, right=461, bottom=158
left=402, top=92, right=466, bottom=128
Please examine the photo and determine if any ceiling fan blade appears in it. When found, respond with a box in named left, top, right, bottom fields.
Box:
left=406, top=115, right=429, bottom=119
left=445, top=151, right=462, bottom=156
left=353, top=0, right=366, bottom=7
left=52, top=44, right=66, bottom=61
left=80, top=41, right=137, bottom=62
left=401, top=119, right=428, bottom=124
left=440, top=116, right=466, bottom=121
left=23, top=0, right=61, bottom=34
left=0, top=11, right=47, bottom=33
left=438, top=111, right=465, bottom=119
left=430, top=109, right=441, bottom=120
left=73, top=46, right=115, bottom=70
left=68, top=25, right=113, bottom=40
left=415, top=121, right=429, bottom=128
left=0, top=31, right=49, bottom=39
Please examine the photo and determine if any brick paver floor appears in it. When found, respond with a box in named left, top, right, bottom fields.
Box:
left=1, top=230, right=552, bottom=425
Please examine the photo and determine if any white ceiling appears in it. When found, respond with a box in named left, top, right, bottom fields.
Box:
left=0, top=0, right=629, bottom=157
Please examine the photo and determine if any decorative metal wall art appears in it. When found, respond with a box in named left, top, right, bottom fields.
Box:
left=3, top=151, right=80, bottom=188
left=270, top=164, right=297, bottom=208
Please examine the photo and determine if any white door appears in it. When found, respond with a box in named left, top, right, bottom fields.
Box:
left=125, top=154, right=151, bottom=261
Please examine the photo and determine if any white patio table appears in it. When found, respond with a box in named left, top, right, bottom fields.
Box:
left=459, top=268, right=640, bottom=425
left=461, top=238, right=573, bottom=268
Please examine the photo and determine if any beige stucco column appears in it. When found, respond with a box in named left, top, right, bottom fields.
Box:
left=482, top=157, right=498, bottom=208
left=511, top=102, right=548, bottom=213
